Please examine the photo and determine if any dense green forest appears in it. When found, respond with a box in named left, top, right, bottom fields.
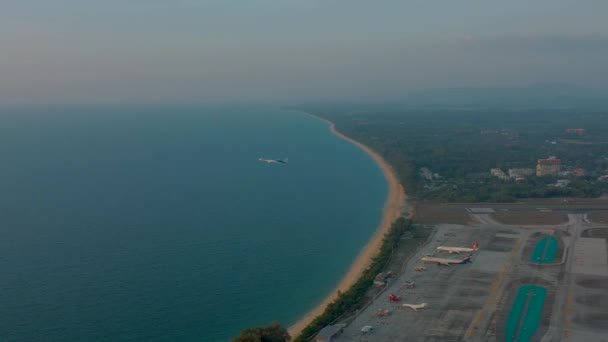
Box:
left=291, top=105, right=608, bottom=202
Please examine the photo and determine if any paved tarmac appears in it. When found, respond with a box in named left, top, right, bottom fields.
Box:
left=328, top=210, right=608, bottom=342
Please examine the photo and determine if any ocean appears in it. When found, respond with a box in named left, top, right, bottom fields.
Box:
left=0, top=105, right=387, bottom=341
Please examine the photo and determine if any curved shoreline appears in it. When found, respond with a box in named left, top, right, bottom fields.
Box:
left=288, top=112, right=406, bottom=337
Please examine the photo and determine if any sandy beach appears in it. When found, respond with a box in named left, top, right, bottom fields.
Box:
left=288, top=113, right=406, bottom=337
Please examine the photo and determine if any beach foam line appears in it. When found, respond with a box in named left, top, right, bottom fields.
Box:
left=288, top=112, right=406, bottom=338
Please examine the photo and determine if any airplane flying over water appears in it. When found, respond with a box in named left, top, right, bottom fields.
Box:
left=421, top=254, right=473, bottom=266
left=436, top=242, right=479, bottom=254
left=258, top=157, right=288, bottom=164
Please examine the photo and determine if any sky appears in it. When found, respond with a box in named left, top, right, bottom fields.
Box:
left=1, top=0, right=607, bottom=104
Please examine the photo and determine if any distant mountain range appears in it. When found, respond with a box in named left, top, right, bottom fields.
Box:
left=405, top=84, right=608, bottom=109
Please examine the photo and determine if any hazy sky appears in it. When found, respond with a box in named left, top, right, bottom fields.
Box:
left=2, top=0, right=607, bottom=104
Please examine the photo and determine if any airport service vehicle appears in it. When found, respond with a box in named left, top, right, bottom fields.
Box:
left=388, top=294, right=402, bottom=302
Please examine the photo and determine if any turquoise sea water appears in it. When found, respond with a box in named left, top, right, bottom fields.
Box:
left=0, top=106, right=387, bottom=341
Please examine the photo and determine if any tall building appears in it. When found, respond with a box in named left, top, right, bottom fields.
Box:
left=536, top=156, right=561, bottom=177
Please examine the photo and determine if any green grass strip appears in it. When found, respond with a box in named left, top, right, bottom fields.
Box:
left=531, top=236, right=558, bottom=263
left=505, top=285, right=547, bottom=341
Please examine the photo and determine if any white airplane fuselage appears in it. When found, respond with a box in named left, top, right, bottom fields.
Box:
left=436, top=246, right=475, bottom=254
left=258, top=158, right=288, bottom=164
left=421, top=256, right=472, bottom=265
left=436, top=243, right=479, bottom=254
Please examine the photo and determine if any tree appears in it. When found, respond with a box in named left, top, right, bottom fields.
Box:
left=232, top=322, right=291, bottom=342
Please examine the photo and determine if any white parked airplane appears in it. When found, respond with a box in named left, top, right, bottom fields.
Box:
left=402, top=303, right=427, bottom=311
left=421, top=254, right=473, bottom=266
left=258, top=157, right=288, bottom=164
left=437, top=242, right=479, bottom=254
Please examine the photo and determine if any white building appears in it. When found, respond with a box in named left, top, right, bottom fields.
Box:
left=491, top=168, right=509, bottom=180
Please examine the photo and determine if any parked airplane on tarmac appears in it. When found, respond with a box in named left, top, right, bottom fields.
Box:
left=402, top=303, right=427, bottom=311
left=421, top=254, right=473, bottom=266
left=436, top=242, right=479, bottom=254
left=258, top=157, right=288, bottom=164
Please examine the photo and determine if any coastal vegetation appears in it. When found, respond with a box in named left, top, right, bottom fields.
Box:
left=232, top=322, right=291, bottom=342
left=235, top=101, right=608, bottom=341
left=292, top=217, right=417, bottom=342
left=232, top=217, right=424, bottom=342
left=291, top=105, right=608, bottom=202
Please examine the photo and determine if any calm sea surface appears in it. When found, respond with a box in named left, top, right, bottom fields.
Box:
left=0, top=106, right=387, bottom=341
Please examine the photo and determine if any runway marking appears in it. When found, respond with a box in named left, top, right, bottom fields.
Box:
left=466, top=260, right=510, bottom=338
left=531, top=236, right=558, bottom=263
left=562, top=291, right=575, bottom=339
left=465, top=237, right=520, bottom=340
